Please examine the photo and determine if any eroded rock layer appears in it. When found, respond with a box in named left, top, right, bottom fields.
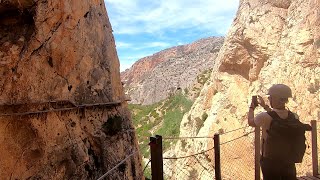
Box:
left=121, top=37, right=224, bottom=105
left=0, top=0, right=142, bottom=179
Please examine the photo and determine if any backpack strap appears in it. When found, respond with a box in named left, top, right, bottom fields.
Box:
left=262, top=111, right=275, bottom=157
left=262, top=138, right=265, bottom=157
left=263, top=110, right=282, bottom=157
left=267, top=110, right=296, bottom=121
left=267, top=110, right=281, bottom=120
left=287, top=111, right=297, bottom=121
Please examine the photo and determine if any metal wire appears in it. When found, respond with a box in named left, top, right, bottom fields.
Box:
left=163, top=131, right=254, bottom=161
left=163, top=136, right=214, bottom=140
left=220, top=131, right=254, bottom=145
left=97, top=150, right=138, bottom=180
left=163, top=138, right=215, bottom=180
left=220, top=130, right=256, bottom=180
left=97, top=142, right=149, bottom=180
left=0, top=101, right=124, bottom=116
left=220, top=126, right=250, bottom=135
left=163, top=146, right=215, bottom=160
left=143, top=159, right=151, bottom=173
left=162, top=126, right=250, bottom=140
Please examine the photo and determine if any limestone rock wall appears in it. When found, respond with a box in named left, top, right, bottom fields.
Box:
left=0, top=0, right=143, bottom=179
left=173, top=0, right=320, bottom=179
left=0, top=0, right=123, bottom=104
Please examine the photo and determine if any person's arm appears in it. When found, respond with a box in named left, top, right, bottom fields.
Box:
left=248, top=106, right=256, bottom=127
left=248, top=98, right=257, bottom=127
left=258, top=95, right=271, bottom=111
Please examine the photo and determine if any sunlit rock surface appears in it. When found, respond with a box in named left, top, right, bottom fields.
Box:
left=172, top=0, right=319, bottom=179
left=0, top=0, right=143, bottom=179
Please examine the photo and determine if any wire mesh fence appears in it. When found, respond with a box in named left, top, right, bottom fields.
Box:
left=162, top=137, right=215, bottom=180
left=219, top=130, right=256, bottom=180
left=156, top=127, right=253, bottom=180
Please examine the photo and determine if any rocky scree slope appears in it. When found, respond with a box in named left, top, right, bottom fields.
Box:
left=0, top=0, right=142, bottom=179
left=171, top=0, right=320, bottom=179
left=121, top=37, right=224, bottom=105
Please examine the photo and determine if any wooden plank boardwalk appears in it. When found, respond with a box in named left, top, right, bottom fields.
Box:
left=298, top=176, right=320, bottom=180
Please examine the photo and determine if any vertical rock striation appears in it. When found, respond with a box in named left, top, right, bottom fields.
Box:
left=0, top=0, right=143, bottom=179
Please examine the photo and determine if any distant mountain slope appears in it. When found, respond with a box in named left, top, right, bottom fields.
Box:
left=121, top=36, right=224, bottom=105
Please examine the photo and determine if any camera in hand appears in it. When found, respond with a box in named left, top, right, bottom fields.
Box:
left=252, top=96, right=258, bottom=107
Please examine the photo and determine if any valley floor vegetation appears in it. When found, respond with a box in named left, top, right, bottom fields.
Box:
left=129, top=92, right=193, bottom=158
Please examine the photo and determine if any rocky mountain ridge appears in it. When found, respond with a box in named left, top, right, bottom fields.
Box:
left=121, top=36, right=224, bottom=105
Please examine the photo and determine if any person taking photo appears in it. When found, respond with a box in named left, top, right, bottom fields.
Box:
left=248, top=84, right=311, bottom=180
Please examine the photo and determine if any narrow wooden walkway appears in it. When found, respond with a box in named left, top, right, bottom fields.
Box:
left=298, top=176, right=320, bottom=180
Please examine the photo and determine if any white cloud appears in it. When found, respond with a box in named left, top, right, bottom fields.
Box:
left=116, top=41, right=132, bottom=48
left=105, top=0, right=239, bottom=35
left=133, top=42, right=171, bottom=50
left=116, top=41, right=171, bottom=50
left=105, top=0, right=138, bottom=11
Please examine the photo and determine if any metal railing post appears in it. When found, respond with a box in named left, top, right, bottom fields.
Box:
left=311, top=120, right=318, bottom=177
left=150, top=135, right=164, bottom=180
left=214, top=133, right=221, bottom=180
left=255, top=127, right=261, bottom=180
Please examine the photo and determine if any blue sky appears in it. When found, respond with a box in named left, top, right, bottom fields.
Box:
left=104, top=0, right=239, bottom=72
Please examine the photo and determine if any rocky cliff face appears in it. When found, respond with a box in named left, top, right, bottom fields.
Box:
left=121, top=37, right=224, bottom=105
left=0, top=0, right=142, bottom=179
left=173, top=0, right=319, bottom=178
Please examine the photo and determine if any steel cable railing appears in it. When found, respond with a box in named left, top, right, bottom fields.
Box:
left=0, top=101, right=125, bottom=117
left=161, top=126, right=254, bottom=180
left=97, top=150, right=139, bottom=180
left=97, top=141, right=150, bottom=180
left=163, top=146, right=215, bottom=160
left=98, top=121, right=319, bottom=179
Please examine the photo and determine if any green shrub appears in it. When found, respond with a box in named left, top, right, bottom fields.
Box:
left=202, top=112, right=208, bottom=121
left=184, top=88, right=189, bottom=95
left=195, top=113, right=208, bottom=134
left=150, top=110, right=159, bottom=119
left=196, top=68, right=213, bottom=85
left=181, top=140, right=187, bottom=150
